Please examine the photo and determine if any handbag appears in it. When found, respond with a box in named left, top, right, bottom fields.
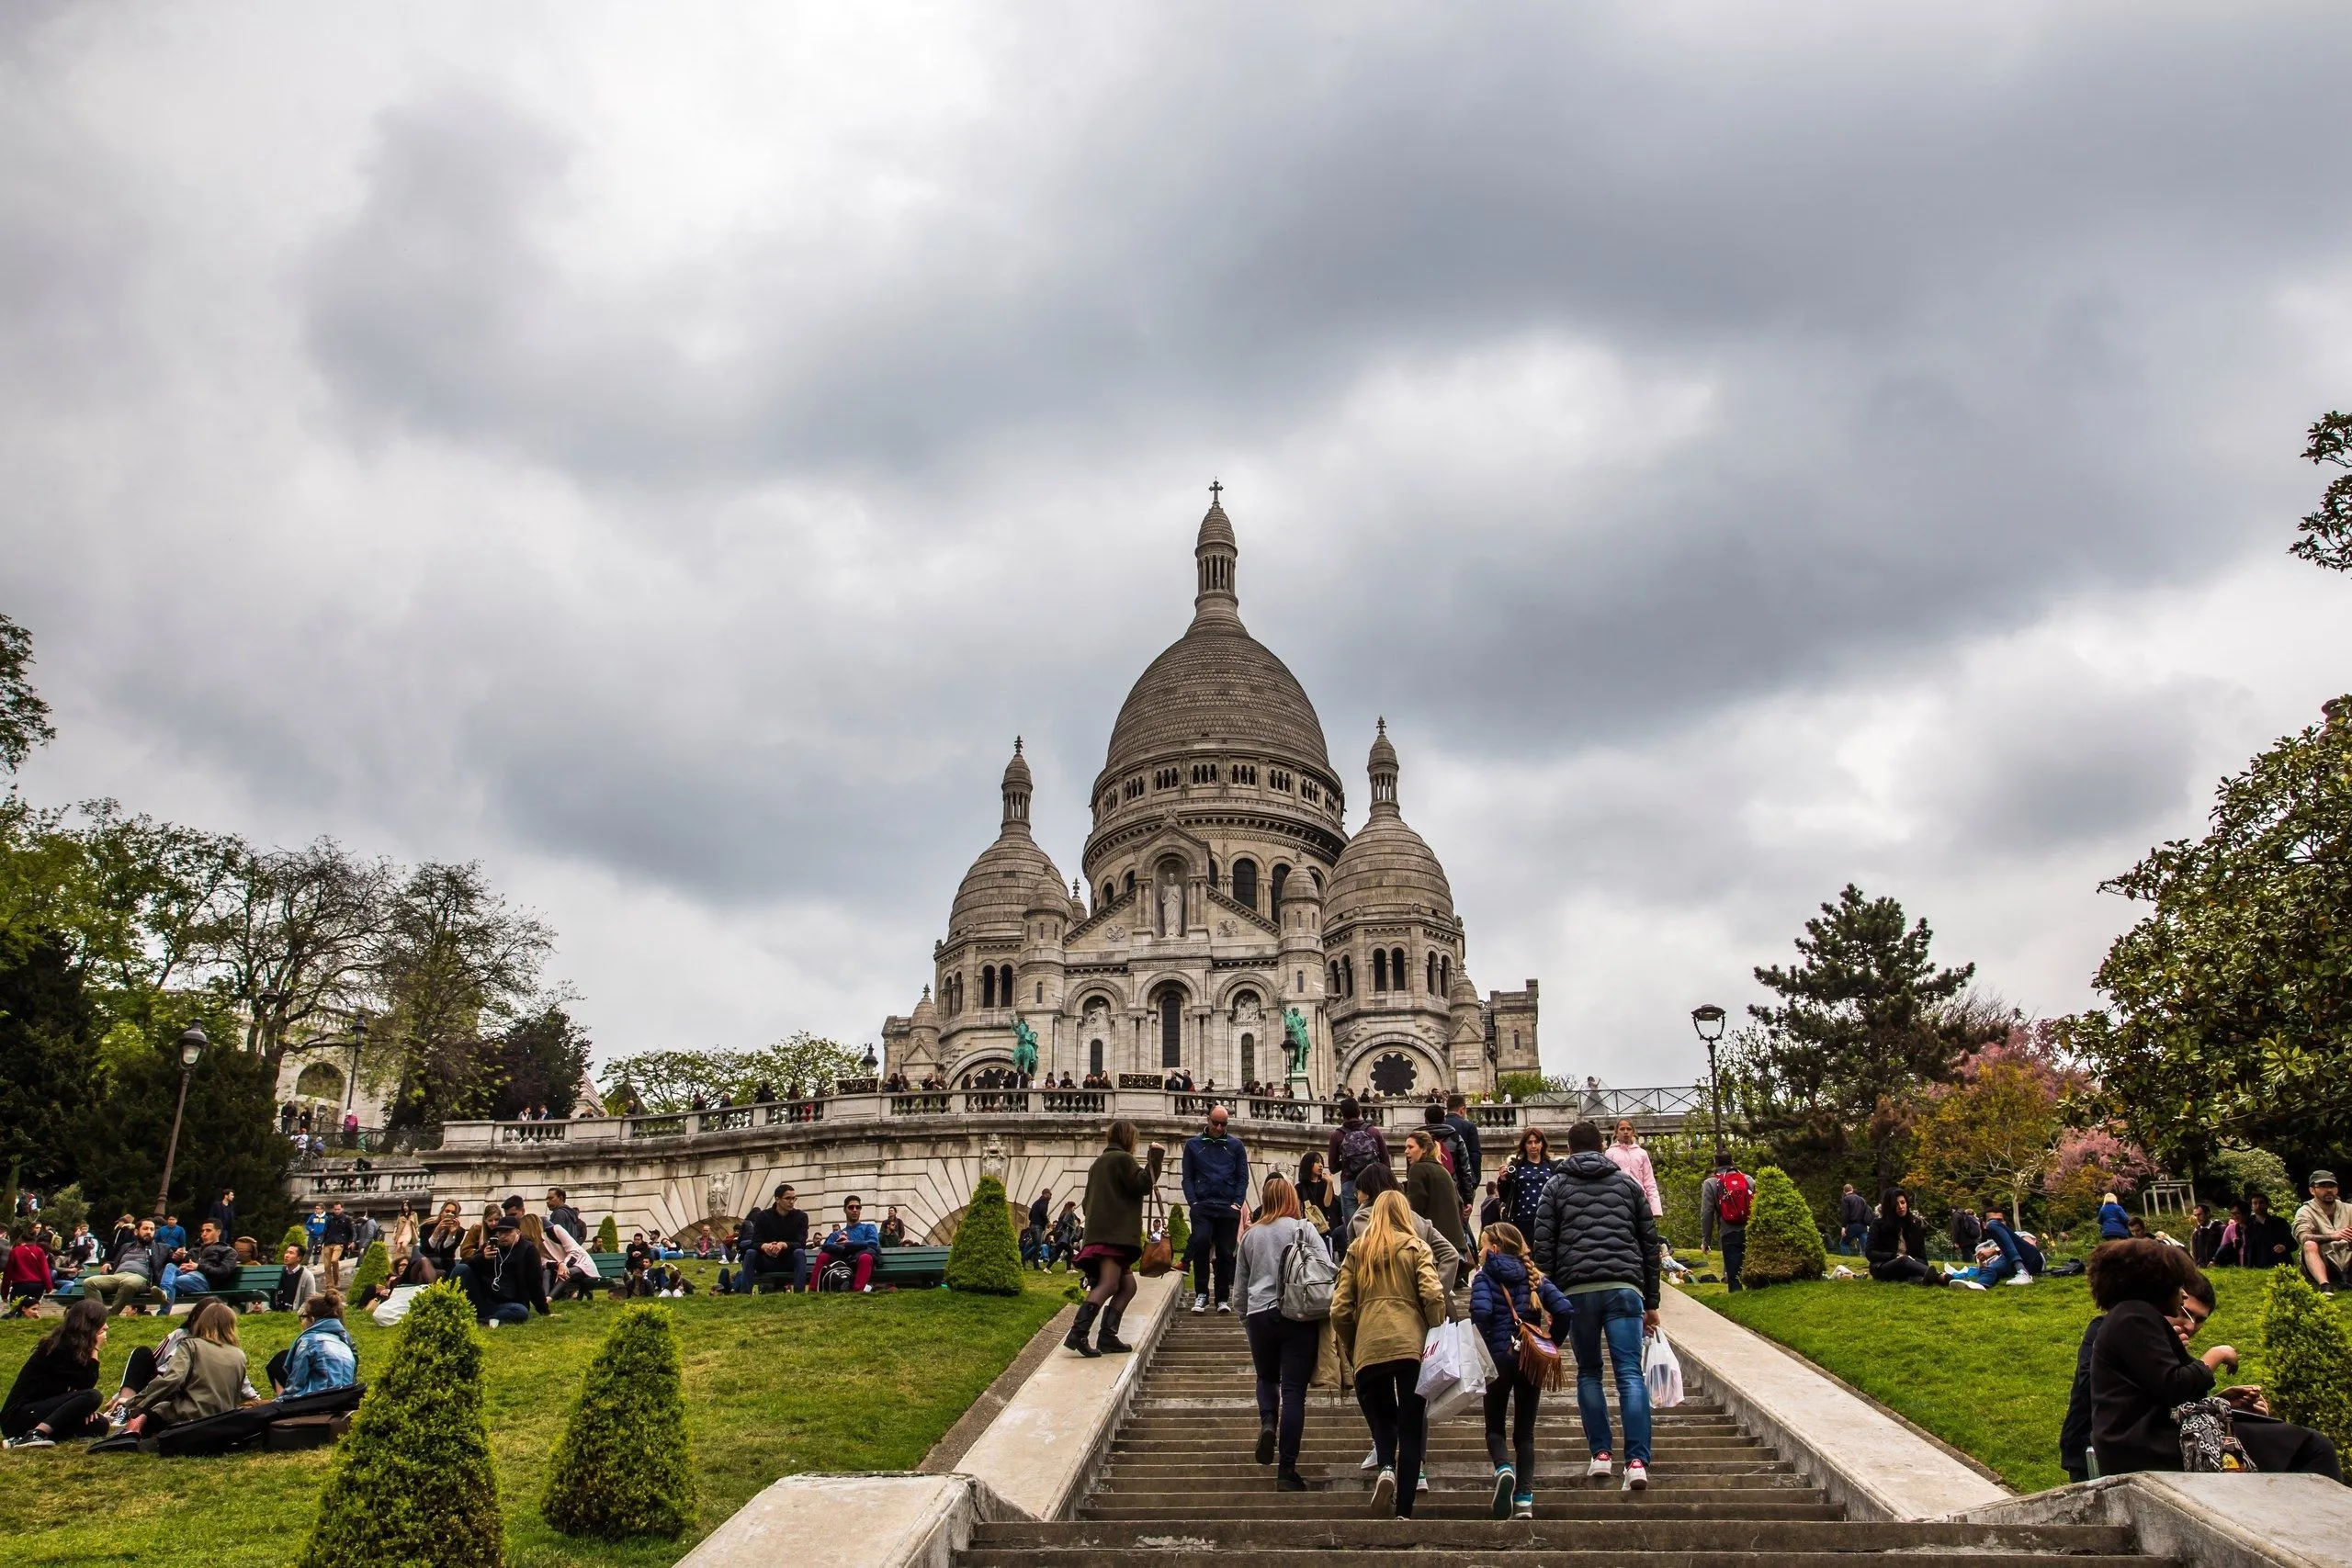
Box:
left=1510, top=1298, right=1565, bottom=1391
left=1136, top=1192, right=1174, bottom=1277
left=2174, top=1397, right=2256, bottom=1472
left=1279, top=1220, right=1338, bottom=1321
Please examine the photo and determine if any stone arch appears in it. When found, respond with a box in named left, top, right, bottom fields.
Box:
left=294, top=1061, right=345, bottom=1101
left=1211, top=972, right=1269, bottom=1010
left=925, top=1197, right=1026, bottom=1247
left=1340, top=1037, right=1446, bottom=1099
left=1149, top=979, right=1189, bottom=1069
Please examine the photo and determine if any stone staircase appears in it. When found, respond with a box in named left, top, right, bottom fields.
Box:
left=960, top=1311, right=2172, bottom=1568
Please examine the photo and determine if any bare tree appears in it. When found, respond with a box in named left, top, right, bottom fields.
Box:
left=203, top=839, right=395, bottom=1065
left=373, top=862, right=554, bottom=1128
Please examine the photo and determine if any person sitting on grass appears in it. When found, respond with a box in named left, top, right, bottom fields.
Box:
left=1864, top=1190, right=1951, bottom=1286
left=1020, top=1221, right=1046, bottom=1270
left=820, top=1197, right=883, bottom=1293
left=474, top=1216, right=550, bottom=1326
left=2, top=1299, right=111, bottom=1448
left=2098, top=1192, right=2132, bottom=1241
left=1976, top=1206, right=2042, bottom=1286
left=267, top=1291, right=358, bottom=1398
left=2242, top=1193, right=2295, bottom=1270
left=2088, top=1237, right=2342, bottom=1480
left=118, top=1299, right=251, bottom=1438
left=2293, top=1170, right=2352, bottom=1292
left=5, top=1225, right=55, bottom=1318
left=545, top=1223, right=604, bottom=1301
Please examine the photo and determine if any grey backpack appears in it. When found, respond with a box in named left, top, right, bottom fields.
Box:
left=1279, top=1220, right=1338, bottom=1321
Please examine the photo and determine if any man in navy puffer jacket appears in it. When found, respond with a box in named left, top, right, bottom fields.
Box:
left=1530, top=1121, right=1663, bottom=1490
left=1181, top=1105, right=1250, bottom=1313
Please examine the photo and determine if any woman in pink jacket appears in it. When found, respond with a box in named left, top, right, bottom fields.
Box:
left=1604, top=1119, right=1664, bottom=1217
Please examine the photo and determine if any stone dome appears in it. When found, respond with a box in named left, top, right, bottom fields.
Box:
left=949, top=741, right=1065, bottom=936
left=1026, top=874, right=1069, bottom=918
left=1328, top=723, right=1453, bottom=920
left=910, top=987, right=940, bottom=1028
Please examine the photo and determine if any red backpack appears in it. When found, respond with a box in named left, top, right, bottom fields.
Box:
left=1716, top=1171, right=1753, bottom=1226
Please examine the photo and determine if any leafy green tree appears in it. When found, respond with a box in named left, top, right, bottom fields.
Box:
left=945, top=1176, right=1023, bottom=1294
left=485, top=1005, right=593, bottom=1120
left=0, top=610, right=55, bottom=776
left=300, top=1281, right=503, bottom=1568
left=374, top=863, right=553, bottom=1129
left=0, top=929, right=98, bottom=1218
left=542, top=1303, right=695, bottom=1540
left=1746, top=885, right=1987, bottom=1190
left=2064, top=700, right=2352, bottom=1169
left=598, top=1032, right=869, bottom=1111
left=1739, top=1166, right=1828, bottom=1288
left=1905, top=1029, right=2075, bottom=1223
left=2209, top=1145, right=2297, bottom=1211
left=2260, top=1267, right=2352, bottom=1451
left=2290, top=411, right=2352, bottom=571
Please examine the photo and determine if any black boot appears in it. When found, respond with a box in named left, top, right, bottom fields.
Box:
left=1064, top=1301, right=1102, bottom=1357
left=1097, top=1305, right=1133, bottom=1354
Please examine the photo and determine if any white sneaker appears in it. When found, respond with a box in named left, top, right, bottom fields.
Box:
left=1962, top=1280, right=1987, bottom=1291
left=1370, top=1467, right=1396, bottom=1515
left=5, top=1432, right=55, bottom=1448
left=1624, top=1460, right=1648, bottom=1491
left=1588, top=1453, right=1612, bottom=1480
left=1191, top=1293, right=1208, bottom=1314
left=1216, top=1301, right=1232, bottom=1315
left=484, top=1318, right=503, bottom=1328
left=1362, top=1447, right=1380, bottom=1469
left=2004, top=1273, right=2033, bottom=1286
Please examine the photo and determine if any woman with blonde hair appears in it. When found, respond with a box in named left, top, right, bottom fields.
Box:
left=1332, top=1189, right=1447, bottom=1517
left=1229, top=1175, right=1321, bottom=1489
left=1606, top=1119, right=1663, bottom=1218
left=1469, top=1222, right=1575, bottom=1517
left=119, top=1300, right=249, bottom=1437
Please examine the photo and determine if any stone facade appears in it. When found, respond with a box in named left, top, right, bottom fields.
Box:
left=883, top=495, right=1539, bottom=1100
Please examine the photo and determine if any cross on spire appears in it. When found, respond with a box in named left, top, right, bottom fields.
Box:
left=1208, top=479, right=1223, bottom=505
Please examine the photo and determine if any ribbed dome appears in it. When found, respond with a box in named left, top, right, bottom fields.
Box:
left=910, top=987, right=940, bottom=1028
left=1104, top=621, right=1331, bottom=779
left=1026, top=874, right=1069, bottom=917
left=950, top=835, right=1065, bottom=936
left=1329, top=722, right=1453, bottom=920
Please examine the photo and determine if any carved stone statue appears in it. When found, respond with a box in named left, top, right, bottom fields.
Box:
left=1158, top=876, right=1183, bottom=937
left=1012, top=1019, right=1039, bottom=1077
left=1282, top=1008, right=1312, bottom=1077
left=1083, top=998, right=1109, bottom=1037
left=1234, top=994, right=1261, bottom=1028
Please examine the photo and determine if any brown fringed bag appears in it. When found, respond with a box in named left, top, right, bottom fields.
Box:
left=1510, top=1296, right=1565, bottom=1391
left=1136, top=1191, right=1175, bottom=1277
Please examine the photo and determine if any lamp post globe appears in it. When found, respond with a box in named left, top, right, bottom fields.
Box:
left=178, top=1024, right=208, bottom=1069
left=1690, top=1005, right=1727, bottom=1155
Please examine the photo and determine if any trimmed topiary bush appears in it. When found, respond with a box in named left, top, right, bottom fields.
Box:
left=299, top=1280, right=502, bottom=1568
left=541, top=1302, right=695, bottom=1540
left=945, top=1176, right=1023, bottom=1295
left=2261, top=1266, right=2352, bottom=1450
left=281, top=1224, right=313, bottom=1258
left=1739, top=1166, right=1828, bottom=1288
left=1166, top=1201, right=1190, bottom=1259
left=347, top=1240, right=390, bottom=1301
left=594, top=1214, right=619, bottom=1254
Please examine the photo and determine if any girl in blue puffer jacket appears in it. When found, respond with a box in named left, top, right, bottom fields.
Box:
left=1468, top=1224, right=1574, bottom=1520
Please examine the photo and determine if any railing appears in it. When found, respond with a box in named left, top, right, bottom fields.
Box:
left=389, top=1169, right=431, bottom=1191
left=1518, top=1083, right=1705, bottom=1120
left=435, top=1085, right=1693, bottom=1151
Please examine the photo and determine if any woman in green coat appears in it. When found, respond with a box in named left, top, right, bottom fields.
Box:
left=1069, top=1121, right=1164, bottom=1357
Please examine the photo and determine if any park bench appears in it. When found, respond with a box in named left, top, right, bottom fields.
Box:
left=48, top=1261, right=282, bottom=1311
left=873, top=1244, right=949, bottom=1287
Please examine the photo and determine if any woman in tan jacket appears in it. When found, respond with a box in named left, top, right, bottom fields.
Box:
left=1332, top=1190, right=1447, bottom=1517
left=120, top=1300, right=251, bottom=1436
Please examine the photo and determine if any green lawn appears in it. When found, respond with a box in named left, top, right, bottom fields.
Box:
left=1689, top=1267, right=2352, bottom=1495
left=0, top=1266, right=1065, bottom=1567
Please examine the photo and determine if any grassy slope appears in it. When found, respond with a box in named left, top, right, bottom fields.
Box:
left=1690, top=1268, right=2352, bottom=1495
left=0, top=1266, right=1064, bottom=1567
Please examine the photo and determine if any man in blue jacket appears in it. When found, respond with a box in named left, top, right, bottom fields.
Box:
left=820, top=1196, right=883, bottom=1293
left=1181, top=1105, right=1249, bottom=1314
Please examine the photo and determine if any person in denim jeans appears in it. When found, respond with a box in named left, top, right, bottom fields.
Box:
left=1531, top=1119, right=1663, bottom=1490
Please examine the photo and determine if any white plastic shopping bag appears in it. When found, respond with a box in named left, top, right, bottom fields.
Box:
left=1643, top=1329, right=1686, bottom=1408
left=1416, top=1319, right=1464, bottom=1401
left=1422, top=1320, right=1491, bottom=1424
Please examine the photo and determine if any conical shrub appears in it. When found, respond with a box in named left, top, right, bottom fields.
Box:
left=2260, top=1266, right=2352, bottom=1450
left=280, top=1224, right=313, bottom=1257
left=541, top=1302, right=695, bottom=1540
left=1739, top=1166, right=1828, bottom=1288
left=945, top=1176, right=1023, bottom=1295
left=594, top=1214, right=619, bottom=1253
left=1166, top=1201, right=1191, bottom=1259
left=299, top=1280, right=503, bottom=1568
left=348, top=1240, right=390, bottom=1301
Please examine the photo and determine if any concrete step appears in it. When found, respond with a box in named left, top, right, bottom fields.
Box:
left=1110, top=1443, right=1774, bottom=1461
left=1102, top=1461, right=1795, bottom=1483
left=1077, top=1498, right=1844, bottom=1521
left=970, top=1520, right=2141, bottom=1553
left=967, top=1553, right=2164, bottom=1568
left=1094, top=1474, right=1819, bottom=1498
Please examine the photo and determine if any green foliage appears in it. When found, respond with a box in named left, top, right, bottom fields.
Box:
left=1166, top=1201, right=1190, bottom=1258
left=945, top=1176, right=1023, bottom=1295
left=299, top=1280, right=503, bottom=1568
left=541, top=1303, right=695, bottom=1540
left=1905, top=1032, right=2075, bottom=1224
left=2065, top=704, right=2352, bottom=1169
left=2261, top=1266, right=2352, bottom=1450
left=594, top=1214, right=618, bottom=1253
left=482, top=1004, right=592, bottom=1120
left=348, top=1240, right=390, bottom=1301
left=280, top=1224, right=313, bottom=1258
left=0, top=929, right=98, bottom=1200
left=376, top=863, right=554, bottom=1131
left=2290, top=411, right=2352, bottom=571
left=2210, top=1145, right=2297, bottom=1211
left=1496, top=1071, right=1550, bottom=1102
left=598, top=1031, right=869, bottom=1111
left=1739, top=1166, right=1827, bottom=1287
left=0, top=610, right=57, bottom=775
left=40, top=1183, right=88, bottom=1242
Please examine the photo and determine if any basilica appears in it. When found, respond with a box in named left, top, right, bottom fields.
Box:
left=881, top=495, right=1538, bottom=1100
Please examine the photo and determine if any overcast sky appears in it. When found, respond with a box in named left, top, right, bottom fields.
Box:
left=5, top=4, right=2348, bottom=1089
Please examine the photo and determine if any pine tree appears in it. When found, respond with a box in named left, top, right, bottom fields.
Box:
left=594, top=1214, right=618, bottom=1253
left=945, top=1176, right=1023, bottom=1295
left=347, top=1240, right=390, bottom=1301
left=1740, top=1166, right=1828, bottom=1288
left=541, top=1303, right=695, bottom=1540
left=2260, top=1267, right=2352, bottom=1450
left=1166, top=1202, right=1191, bottom=1258
left=300, top=1280, right=503, bottom=1568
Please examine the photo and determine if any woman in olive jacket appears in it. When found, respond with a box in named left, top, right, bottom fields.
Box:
left=1068, top=1121, right=1164, bottom=1358
left=1332, top=1190, right=1448, bottom=1518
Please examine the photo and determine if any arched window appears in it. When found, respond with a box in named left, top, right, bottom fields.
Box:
left=1089, top=1038, right=1103, bottom=1076
left=1427, top=953, right=1438, bottom=993
left=295, top=1061, right=345, bottom=1101
left=1000, top=965, right=1015, bottom=1006
left=1441, top=956, right=1452, bottom=995
left=982, top=967, right=996, bottom=1009
left=1270, top=863, right=1289, bottom=908
left=1159, top=987, right=1183, bottom=1068
left=1392, top=948, right=1408, bottom=991
left=1240, top=1033, right=1255, bottom=1083
left=1208, top=856, right=1218, bottom=888
left=1102, top=880, right=1115, bottom=908
left=1328, top=962, right=1340, bottom=994
left=1231, top=859, right=1258, bottom=910
left=1125, top=870, right=1136, bottom=897
left=1035, top=981, right=1043, bottom=1004
left=1373, top=949, right=1388, bottom=991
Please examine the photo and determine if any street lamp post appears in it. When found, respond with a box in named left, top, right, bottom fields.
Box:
left=345, top=1016, right=368, bottom=1149
left=154, top=1025, right=207, bottom=1221
left=1690, top=1005, right=1727, bottom=1156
